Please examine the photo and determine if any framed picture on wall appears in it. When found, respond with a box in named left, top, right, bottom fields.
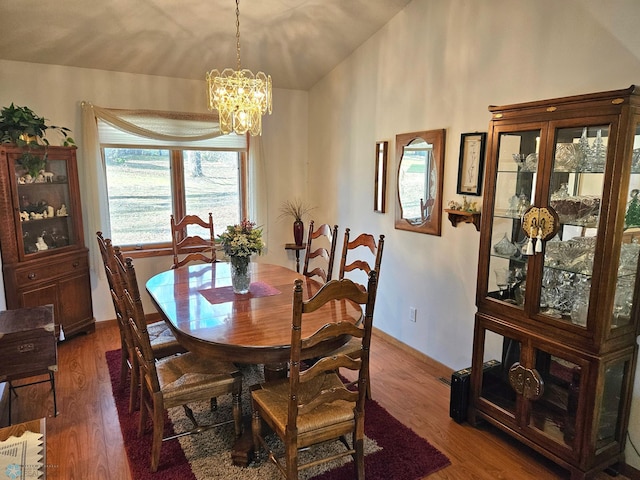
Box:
left=374, top=141, right=388, bottom=212
left=457, top=132, right=486, bottom=196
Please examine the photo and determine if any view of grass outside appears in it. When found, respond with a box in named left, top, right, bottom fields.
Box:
left=104, top=148, right=240, bottom=246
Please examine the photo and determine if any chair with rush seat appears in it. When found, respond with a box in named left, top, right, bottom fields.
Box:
left=96, top=232, right=185, bottom=413
left=251, top=271, right=378, bottom=480
left=118, top=254, right=243, bottom=472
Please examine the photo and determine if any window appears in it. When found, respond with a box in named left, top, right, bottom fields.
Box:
left=96, top=111, right=248, bottom=252
left=103, top=148, right=246, bottom=249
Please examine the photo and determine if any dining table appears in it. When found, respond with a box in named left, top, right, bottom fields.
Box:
left=145, top=261, right=363, bottom=466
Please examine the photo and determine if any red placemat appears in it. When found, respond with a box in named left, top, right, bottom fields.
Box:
left=198, top=281, right=281, bottom=304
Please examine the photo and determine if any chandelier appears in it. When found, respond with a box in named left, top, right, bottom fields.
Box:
left=206, top=0, right=272, bottom=136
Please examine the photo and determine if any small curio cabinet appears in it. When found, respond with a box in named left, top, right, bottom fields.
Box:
left=470, top=86, right=640, bottom=479
left=0, top=145, right=94, bottom=338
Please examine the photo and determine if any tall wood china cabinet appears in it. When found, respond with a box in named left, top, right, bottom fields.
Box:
left=470, top=86, right=640, bottom=479
left=0, top=145, right=94, bottom=338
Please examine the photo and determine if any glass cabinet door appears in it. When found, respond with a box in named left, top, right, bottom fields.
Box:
left=612, top=122, right=640, bottom=330
left=476, top=322, right=588, bottom=459
left=10, top=149, right=77, bottom=260
left=539, top=125, right=608, bottom=327
left=487, top=128, right=541, bottom=310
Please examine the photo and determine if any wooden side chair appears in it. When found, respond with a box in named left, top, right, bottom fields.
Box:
left=170, top=213, right=216, bottom=269
left=117, top=254, right=243, bottom=472
left=302, top=221, right=338, bottom=283
left=251, top=272, right=378, bottom=480
left=96, top=232, right=185, bottom=413
left=339, top=229, right=385, bottom=287
left=335, top=229, right=384, bottom=398
left=420, top=197, right=435, bottom=222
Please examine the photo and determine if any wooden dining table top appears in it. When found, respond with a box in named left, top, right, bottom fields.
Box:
left=145, top=262, right=363, bottom=365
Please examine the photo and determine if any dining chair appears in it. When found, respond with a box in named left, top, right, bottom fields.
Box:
left=420, top=197, right=435, bottom=222
left=251, top=271, right=378, bottom=480
left=339, top=228, right=385, bottom=287
left=334, top=228, right=384, bottom=399
left=96, top=232, right=186, bottom=413
left=302, top=221, right=338, bottom=283
left=170, top=212, right=216, bottom=269
left=117, top=254, right=243, bottom=472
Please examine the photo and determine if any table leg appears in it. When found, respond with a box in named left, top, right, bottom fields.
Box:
left=263, top=362, right=288, bottom=381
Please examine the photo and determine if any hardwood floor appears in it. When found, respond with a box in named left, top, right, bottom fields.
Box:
left=3, top=321, right=635, bottom=480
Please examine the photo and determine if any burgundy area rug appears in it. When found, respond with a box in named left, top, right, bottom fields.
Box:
left=106, top=349, right=450, bottom=480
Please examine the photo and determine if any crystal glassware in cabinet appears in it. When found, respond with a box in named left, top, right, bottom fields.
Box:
left=472, top=86, right=640, bottom=479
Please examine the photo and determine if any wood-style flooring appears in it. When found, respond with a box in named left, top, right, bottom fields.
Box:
left=3, top=321, right=636, bottom=480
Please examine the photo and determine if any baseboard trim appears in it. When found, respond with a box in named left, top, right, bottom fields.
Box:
left=372, top=327, right=453, bottom=380
left=621, top=463, right=640, bottom=480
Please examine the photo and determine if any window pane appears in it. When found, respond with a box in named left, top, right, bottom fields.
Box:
left=104, top=148, right=172, bottom=246
left=184, top=151, right=240, bottom=235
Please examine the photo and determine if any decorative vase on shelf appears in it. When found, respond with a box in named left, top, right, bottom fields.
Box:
left=230, top=255, right=251, bottom=294
left=293, top=220, right=304, bottom=246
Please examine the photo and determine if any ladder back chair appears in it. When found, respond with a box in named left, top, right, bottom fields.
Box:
left=302, top=221, right=338, bottom=283
left=334, top=229, right=385, bottom=398
left=251, top=271, right=378, bottom=480
left=339, top=229, right=385, bottom=287
left=97, top=232, right=185, bottom=413
left=170, top=213, right=216, bottom=269
left=117, top=254, right=243, bottom=472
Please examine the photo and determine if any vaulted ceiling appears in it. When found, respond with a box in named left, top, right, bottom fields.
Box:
left=0, top=0, right=411, bottom=90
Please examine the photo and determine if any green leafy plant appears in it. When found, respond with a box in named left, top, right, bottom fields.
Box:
left=278, top=198, right=315, bottom=222
left=18, top=152, right=47, bottom=178
left=0, top=103, right=75, bottom=147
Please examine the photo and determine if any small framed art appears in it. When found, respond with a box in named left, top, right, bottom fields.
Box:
left=456, top=132, right=486, bottom=196
left=374, top=141, right=388, bottom=212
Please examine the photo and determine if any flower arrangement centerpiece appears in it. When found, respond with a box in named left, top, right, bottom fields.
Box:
left=218, top=219, right=264, bottom=293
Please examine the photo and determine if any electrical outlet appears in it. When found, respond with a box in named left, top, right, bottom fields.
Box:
left=409, top=307, right=417, bottom=322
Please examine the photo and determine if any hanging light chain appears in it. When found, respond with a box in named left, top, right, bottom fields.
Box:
left=235, top=0, right=242, bottom=71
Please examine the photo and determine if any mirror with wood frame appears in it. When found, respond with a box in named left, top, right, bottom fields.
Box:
left=395, top=129, right=445, bottom=235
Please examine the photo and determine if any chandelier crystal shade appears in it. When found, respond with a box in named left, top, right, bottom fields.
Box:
left=206, top=0, right=272, bottom=136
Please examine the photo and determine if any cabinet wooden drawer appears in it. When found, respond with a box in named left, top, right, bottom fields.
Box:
left=14, top=254, right=88, bottom=285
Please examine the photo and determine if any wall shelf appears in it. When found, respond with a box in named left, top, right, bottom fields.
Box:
left=444, top=209, right=481, bottom=231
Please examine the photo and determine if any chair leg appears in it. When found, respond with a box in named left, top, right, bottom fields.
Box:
left=129, top=362, right=138, bottom=414
left=138, top=380, right=148, bottom=437
left=150, top=401, right=164, bottom=472
left=285, top=437, right=299, bottom=480
left=49, top=371, right=57, bottom=417
left=232, top=392, right=242, bottom=437
left=251, top=410, right=262, bottom=462
left=119, top=344, right=128, bottom=390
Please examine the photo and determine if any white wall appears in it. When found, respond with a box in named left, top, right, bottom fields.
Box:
left=0, top=60, right=309, bottom=315
left=307, top=0, right=640, bottom=470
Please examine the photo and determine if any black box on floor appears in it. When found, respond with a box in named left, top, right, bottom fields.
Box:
left=449, top=359, right=500, bottom=423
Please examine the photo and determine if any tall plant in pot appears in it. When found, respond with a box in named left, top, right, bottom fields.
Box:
left=279, top=199, right=315, bottom=246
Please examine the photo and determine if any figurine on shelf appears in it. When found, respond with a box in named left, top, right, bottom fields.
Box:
left=625, top=189, right=640, bottom=229
left=35, top=236, right=48, bottom=251
left=19, top=211, right=29, bottom=222
left=39, top=169, right=55, bottom=183
left=57, top=204, right=68, bottom=216
left=448, top=200, right=462, bottom=210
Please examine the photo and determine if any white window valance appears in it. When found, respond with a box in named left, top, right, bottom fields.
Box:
left=93, top=106, right=247, bottom=150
